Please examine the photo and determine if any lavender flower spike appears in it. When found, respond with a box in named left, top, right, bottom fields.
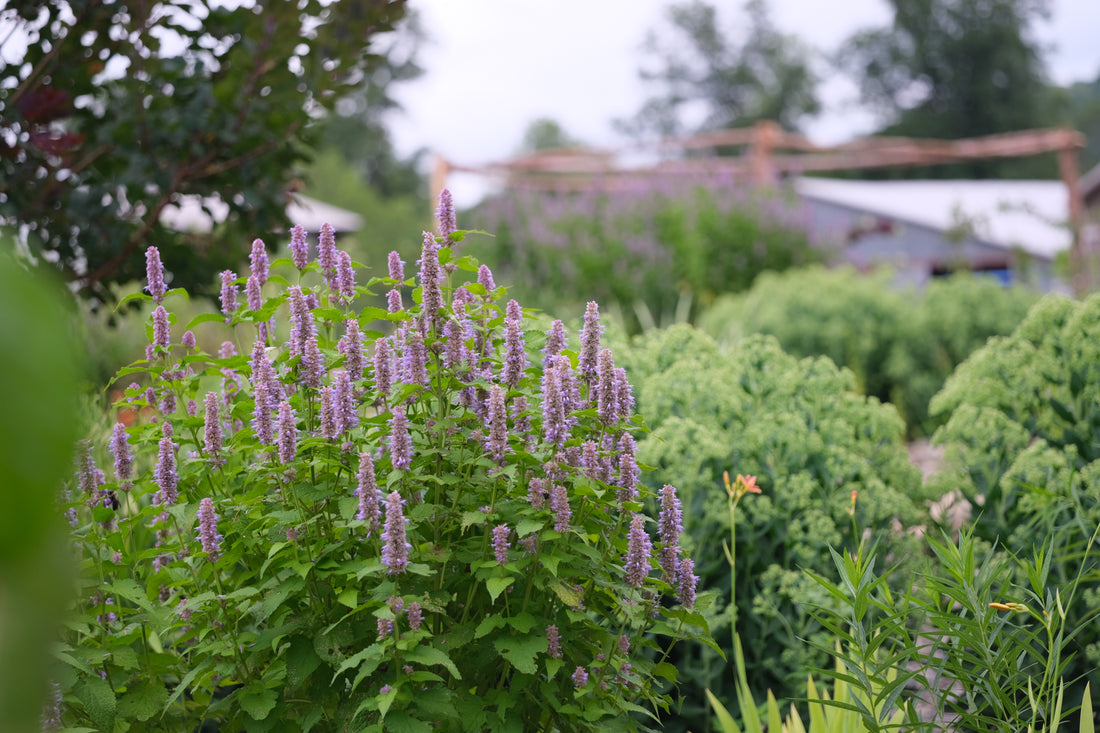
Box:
left=152, top=305, right=171, bottom=352
left=492, top=524, right=510, bottom=565
left=579, top=301, right=601, bottom=382
left=406, top=601, right=423, bottom=632
left=335, top=249, right=355, bottom=301
left=355, top=452, right=381, bottom=534
left=277, top=401, right=298, bottom=465
left=658, top=484, right=684, bottom=584
left=373, top=337, right=393, bottom=403
left=289, top=224, right=309, bottom=270
left=542, top=319, right=567, bottom=370
left=503, top=299, right=528, bottom=388
left=547, top=625, right=562, bottom=658
left=486, top=384, right=508, bottom=464
left=417, top=231, right=443, bottom=332
left=388, top=250, right=405, bottom=281
left=436, top=188, right=456, bottom=241
left=678, top=557, right=698, bottom=609
left=249, top=238, right=269, bottom=286
left=318, top=223, right=337, bottom=286
left=197, top=497, right=222, bottom=561
left=477, top=264, right=496, bottom=292
left=319, top=386, right=340, bottom=440
left=154, top=428, right=178, bottom=505
left=380, top=490, right=411, bottom=575
left=145, top=246, right=166, bottom=304
left=573, top=667, right=588, bottom=688
left=389, top=406, right=412, bottom=470
left=550, top=483, right=571, bottom=533
left=338, top=319, right=364, bottom=380
left=203, top=392, right=223, bottom=459
left=624, top=513, right=652, bottom=589
left=109, top=422, right=132, bottom=484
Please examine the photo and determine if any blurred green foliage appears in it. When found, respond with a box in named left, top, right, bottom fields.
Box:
left=469, top=184, right=825, bottom=333
left=609, top=324, right=931, bottom=730
left=0, top=253, right=81, bottom=732
left=700, top=267, right=1038, bottom=435
left=928, top=293, right=1100, bottom=699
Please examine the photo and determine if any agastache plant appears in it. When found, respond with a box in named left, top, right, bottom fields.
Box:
left=56, top=194, right=712, bottom=731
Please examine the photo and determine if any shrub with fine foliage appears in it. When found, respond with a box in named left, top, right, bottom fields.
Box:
left=611, top=324, right=930, bottom=729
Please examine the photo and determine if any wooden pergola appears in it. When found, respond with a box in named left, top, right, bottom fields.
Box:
left=432, top=121, right=1094, bottom=292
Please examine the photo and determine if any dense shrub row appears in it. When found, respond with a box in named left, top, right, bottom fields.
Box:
left=467, top=181, right=826, bottom=333
left=699, top=266, right=1039, bottom=435
left=608, top=324, right=933, bottom=730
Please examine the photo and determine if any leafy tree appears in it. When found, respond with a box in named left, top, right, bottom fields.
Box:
left=618, top=0, right=820, bottom=138
left=519, top=117, right=583, bottom=153
left=836, top=0, right=1058, bottom=178
left=0, top=0, right=408, bottom=302
left=1058, top=71, right=1100, bottom=172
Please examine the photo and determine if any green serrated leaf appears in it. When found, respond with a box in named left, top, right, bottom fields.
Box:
left=77, top=677, right=116, bottom=731
left=474, top=615, right=507, bottom=639
left=493, top=634, right=546, bottom=675
left=337, top=586, right=358, bottom=609
left=550, top=581, right=579, bottom=607
left=239, top=683, right=278, bottom=721
left=111, top=645, right=140, bottom=671
left=486, top=576, right=514, bottom=603
left=286, top=636, right=322, bottom=690
left=545, top=657, right=564, bottom=680
left=515, top=518, right=543, bottom=538
left=117, top=678, right=168, bottom=721
left=405, top=645, right=462, bottom=680
left=460, top=511, right=486, bottom=532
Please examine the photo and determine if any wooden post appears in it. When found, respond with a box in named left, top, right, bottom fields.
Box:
left=748, top=120, right=779, bottom=187
left=430, top=155, right=451, bottom=219
left=1058, top=143, right=1093, bottom=293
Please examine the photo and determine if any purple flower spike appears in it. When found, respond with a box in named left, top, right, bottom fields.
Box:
left=387, top=288, right=402, bottom=314
left=277, top=401, right=297, bottom=465
left=319, top=386, right=339, bottom=440
left=333, top=369, right=358, bottom=433
left=492, top=524, right=510, bottom=565
left=335, top=249, right=355, bottom=301
left=658, top=484, right=684, bottom=584
left=181, top=330, right=196, bottom=349
left=436, top=188, right=456, bottom=241
left=287, top=285, right=315, bottom=357
left=154, top=429, right=178, bottom=506
left=618, top=634, right=630, bottom=655
left=289, top=225, right=309, bottom=270
left=249, top=239, right=269, bottom=286
left=219, top=270, right=238, bottom=322
left=338, top=320, right=364, bottom=380
left=302, top=335, right=326, bottom=389
left=550, top=484, right=571, bottom=533
left=203, top=392, right=222, bottom=459
left=388, top=250, right=405, bottom=281
left=579, top=301, right=601, bottom=382
left=477, top=264, right=496, bottom=292
left=613, top=367, right=635, bottom=418
left=624, top=514, right=652, bottom=589
left=402, top=326, right=428, bottom=388
left=547, top=625, right=562, bottom=658
left=528, top=476, right=546, bottom=510
left=486, top=384, right=508, bottom=464
left=389, top=407, right=412, bottom=470
left=110, top=423, right=132, bottom=483
left=406, top=601, right=423, bottom=632
left=678, top=557, right=697, bottom=609
left=573, top=667, right=588, bottom=688
left=596, top=348, right=616, bottom=420
left=318, top=223, right=337, bottom=286
left=617, top=433, right=639, bottom=505
left=417, top=231, right=443, bottom=332
left=373, top=338, right=393, bottom=402
left=197, top=497, right=222, bottom=561
left=541, top=358, right=567, bottom=448
left=355, top=452, right=381, bottom=534
left=542, top=320, right=567, bottom=370
left=152, top=305, right=170, bottom=352
left=377, top=618, right=394, bottom=640
left=145, top=246, right=166, bottom=304
left=246, top=271, right=263, bottom=313
left=75, top=440, right=104, bottom=496
left=380, top=490, right=411, bottom=575
left=503, top=299, right=528, bottom=388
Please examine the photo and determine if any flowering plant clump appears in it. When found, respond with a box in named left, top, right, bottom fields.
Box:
left=55, top=196, right=713, bottom=731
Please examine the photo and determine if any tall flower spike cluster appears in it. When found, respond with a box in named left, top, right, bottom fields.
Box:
left=59, top=188, right=705, bottom=730
left=145, top=246, right=166, bottom=304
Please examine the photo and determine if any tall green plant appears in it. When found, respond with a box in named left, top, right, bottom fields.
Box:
left=54, top=196, right=713, bottom=731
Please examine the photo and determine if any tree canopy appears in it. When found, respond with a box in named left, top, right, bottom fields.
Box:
left=837, top=0, right=1058, bottom=177
left=0, top=0, right=408, bottom=301
left=618, top=0, right=820, bottom=139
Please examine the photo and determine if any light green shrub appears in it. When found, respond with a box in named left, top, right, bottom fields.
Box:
left=610, top=325, right=931, bottom=730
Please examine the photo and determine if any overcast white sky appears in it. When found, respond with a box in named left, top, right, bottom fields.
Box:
left=388, top=0, right=1100, bottom=205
